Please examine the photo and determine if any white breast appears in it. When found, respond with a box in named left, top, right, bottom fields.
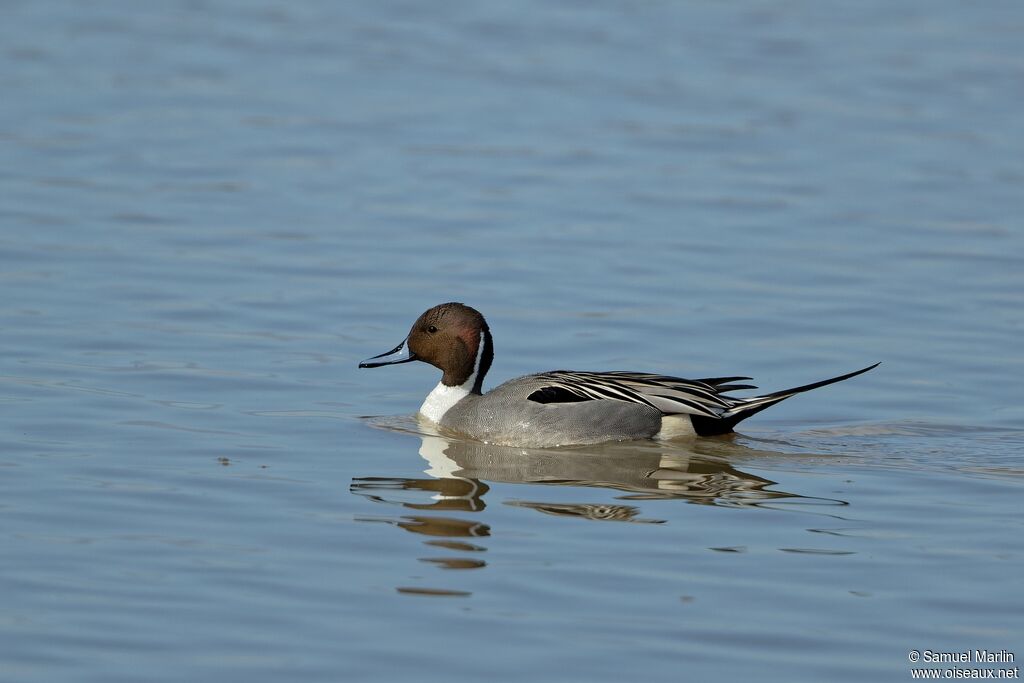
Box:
left=419, top=381, right=471, bottom=423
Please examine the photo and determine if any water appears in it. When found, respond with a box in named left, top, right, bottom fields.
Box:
left=2, top=1, right=1023, bottom=681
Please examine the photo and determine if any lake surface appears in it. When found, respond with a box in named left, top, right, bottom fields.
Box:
left=2, top=1, right=1022, bottom=681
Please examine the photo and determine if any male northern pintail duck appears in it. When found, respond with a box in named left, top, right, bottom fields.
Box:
left=359, top=302, right=878, bottom=448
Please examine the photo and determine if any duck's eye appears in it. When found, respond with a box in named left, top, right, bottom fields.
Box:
left=427, top=325, right=438, bottom=334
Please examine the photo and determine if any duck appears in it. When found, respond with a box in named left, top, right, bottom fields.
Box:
left=359, top=302, right=877, bottom=448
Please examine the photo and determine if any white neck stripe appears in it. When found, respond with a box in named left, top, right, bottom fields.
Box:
left=466, top=329, right=486, bottom=391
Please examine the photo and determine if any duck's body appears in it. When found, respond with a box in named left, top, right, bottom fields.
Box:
left=360, top=303, right=877, bottom=448
left=427, top=372, right=668, bottom=447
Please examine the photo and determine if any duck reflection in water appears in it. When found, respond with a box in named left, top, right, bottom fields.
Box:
left=352, top=419, right=849, bottom=595
left=352, top=417, right=840, bottom=517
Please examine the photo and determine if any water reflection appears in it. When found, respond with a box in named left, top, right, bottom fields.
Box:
left=352, top=422, right=849, bottom=595
left=353, top=476, right=488, bottom=512
left=353, top=419, right=829, bottom=510
left=504, top=500, right=663, bottom=524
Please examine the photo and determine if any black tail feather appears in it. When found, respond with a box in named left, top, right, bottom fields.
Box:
left=713, top=383, right=759, bottom=392
left=694, top=376, right=754, bottom=385
left=692, top=376, right=758, bottom=393
left=690, top=363, right=879, bottom=437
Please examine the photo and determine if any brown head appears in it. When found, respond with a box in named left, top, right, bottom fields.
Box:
left=359, top=302, right=493, bottom=393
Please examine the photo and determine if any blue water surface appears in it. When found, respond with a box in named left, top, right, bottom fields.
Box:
left=2, top=1, right=1022, bottom=681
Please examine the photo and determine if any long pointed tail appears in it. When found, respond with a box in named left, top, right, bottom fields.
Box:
left=691, top=363, right=879, bottom=436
